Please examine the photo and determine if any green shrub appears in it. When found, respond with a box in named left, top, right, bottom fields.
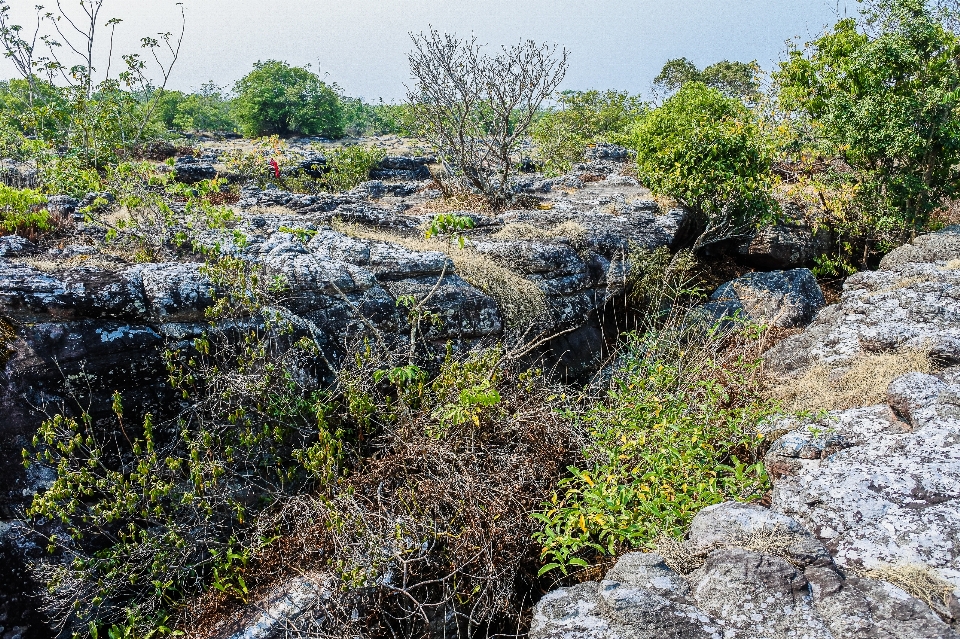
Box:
left=319, top=144, right=385, bottom=191
left=36, top=154, right=103, bottom=198
left=233, top=61, right=343, bottom=138
left=0, top=185, right=51, bottom=237
left=152, top=84, right=237, bottom=133
left=534, top=323, right=776, bottom=575
left=531, top=90, right=645, bottom=175
left=630, top=82, right=776, bottom=250
left=340, top=97, right=416, bottom=137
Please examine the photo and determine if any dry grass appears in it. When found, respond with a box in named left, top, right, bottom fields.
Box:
left=651, top=535, right=702, bottom=575
left=491, top=220, right=587, bottom=244
left=769, top=349, right=933, bottom=412
left=332, top=220, right=552, bottom=331
left=651, top=524, right=809, bottom=576
left=864, top=563, right=957, bottom=620
left=410, top=190, right=492, bottom=215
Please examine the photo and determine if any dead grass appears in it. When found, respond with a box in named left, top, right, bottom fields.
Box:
left=770, top=349, right=933, bottom=412
left=409, top=190, right=492, bottom=216
left=491, top=220, right=587, bottom=245
left=651, top=524, right=810, bottom=576
left=332, top=219, right=552, bottom=331
left=864, top=563, right=957, bottom=620
left=651, top=535, right=702, bottom=575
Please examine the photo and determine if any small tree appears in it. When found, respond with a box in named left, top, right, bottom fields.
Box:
left=653, top=57, right=760, bottom=102
left=631, top=82, right=775, bottom=251
left=233, top=60, right=343, bottom=138
left=531, top=89, right=646, bottom=174
left=775, top=0, right=960, bottom=232
left=407, top=30, right=568, bottom=208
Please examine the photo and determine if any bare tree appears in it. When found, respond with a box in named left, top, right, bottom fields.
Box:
left=407, top=29, right=568, bottom=209
left=0, top=2, right=42, bottom=113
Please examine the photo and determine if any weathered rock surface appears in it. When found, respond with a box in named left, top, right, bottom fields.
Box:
left=173, top=155, right=218, bottom=183
left=531, top=514, right=959, bottom=639
left=766, top=226, right=960, bottom=374
left=738, top=223, right=829, bottom=269
left=699, top=268, right=826, bottom=329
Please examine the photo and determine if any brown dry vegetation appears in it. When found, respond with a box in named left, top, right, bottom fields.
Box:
left=769, top=350, right=934, bottom=413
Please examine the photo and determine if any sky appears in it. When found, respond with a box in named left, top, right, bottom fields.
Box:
left=1, top=0, right=855, bottom=101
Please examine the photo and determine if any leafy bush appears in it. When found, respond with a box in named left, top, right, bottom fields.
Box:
left=0, top=184, right=52, bottom=238
left=340, top=97, right=415, bottom=137
left=233, top=61, right=343, bottom=138
left=774, top=0, right=960, bottom=267
left=36, top=154, right=103, bottom=198
left=317, top=144, right=385, bottom=192
left=531, top=90, right=645, bottom=175
left=534, top=322, right=776, bottom=575
left=154, top=83, right=237, bottom=133
left=630, top=82, right=776, bottom=251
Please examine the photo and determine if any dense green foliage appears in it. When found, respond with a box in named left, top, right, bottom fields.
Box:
left=153, top=83, right=237, bottom=133
left=0, top=184, right=52, bottom=237
left=631, top=82, right=775, bottom=249
left=339, top=97, right=415, bottom=137
left=531, top=90, right=645, bottom=174
left=534, top=324, right=775, bottom=574
left=233, top=61, right=344, bottom=138
left=775, top=0, right=960, bottom=263
left=653, top=57, right=760, bottom=101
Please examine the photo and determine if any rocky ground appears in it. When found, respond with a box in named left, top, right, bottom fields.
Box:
left=0, top=144, right=908, bottom=638
left=530, top=226, right=960, bottom=639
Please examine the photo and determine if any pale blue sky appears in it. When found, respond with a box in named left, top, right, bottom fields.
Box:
left=2, top=0, right=854, bottom=101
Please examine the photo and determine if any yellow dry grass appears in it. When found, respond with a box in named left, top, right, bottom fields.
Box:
left=769, top=349, right=933, bottom=412
left=490, top=220, right=587, bottom=245
left=864, top=564, right=957, bottom=614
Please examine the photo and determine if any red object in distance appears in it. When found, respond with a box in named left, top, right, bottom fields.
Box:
left=268, top=158, right=281, bottom=179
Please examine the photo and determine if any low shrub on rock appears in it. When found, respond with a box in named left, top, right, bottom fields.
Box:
left=630, top=82, right=777, bottom=252
left=0, top=185, right=55, bottom=239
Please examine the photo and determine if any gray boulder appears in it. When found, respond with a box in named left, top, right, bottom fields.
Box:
left=173, top=156, right=217, bottom=183
left=530, top=577, right=717, bottom=639
left=766, top=227, right=960, bottom=375
left=879, top=225, right=960, bottom=270
left=768, top=370, right=960, bottom=592
left=687, top=548, right=834, bottom=639
left=701, top=269, right=826, bottom=329
left=685, top=501, right=832, bottom=568
left=531, top=535, right=960, bottom=639
left=739, top=223, right=829, bottom=269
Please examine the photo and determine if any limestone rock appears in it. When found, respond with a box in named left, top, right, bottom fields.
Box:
left=685, top=502, right=832, bottom=568
left=0, top=236, right=35, bottom=258
left=766, top=227, right=960, bottom=375
left=739, top=223, right=828, bottom=269
left=173, top=155, right=217, bottom=183
left=703, top=269, right=826, bottom=328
